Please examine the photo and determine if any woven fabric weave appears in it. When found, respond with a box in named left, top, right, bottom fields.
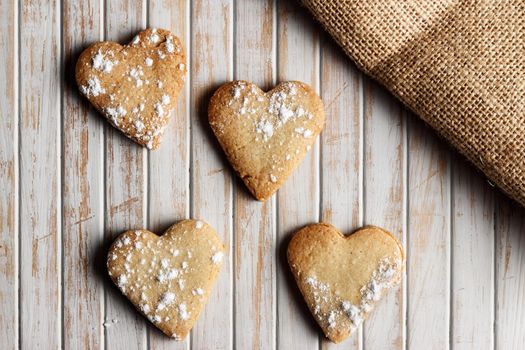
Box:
left=302, top=0, right=525, bottom=206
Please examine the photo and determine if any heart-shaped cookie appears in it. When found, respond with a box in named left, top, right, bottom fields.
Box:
left=107, top=220, right=225, bottom=340
left=288, top=223, right=404, bottom=343
left=208, top=81, right=325, bottom=201
left=76, top=28, right=186, bottom=149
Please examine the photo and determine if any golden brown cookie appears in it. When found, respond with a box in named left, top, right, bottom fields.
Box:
left=107, top=220, right=225, bottom=340
left=76, top=28, right=186, bottom=149
left=288, top=223, right=404, bottom=343
left=208, top=80, right=325, bottom=201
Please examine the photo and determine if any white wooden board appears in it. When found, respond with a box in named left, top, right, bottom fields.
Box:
left=1, top=0, right=524, bottom=349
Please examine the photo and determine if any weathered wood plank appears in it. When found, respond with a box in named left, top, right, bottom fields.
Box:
left=451, top=161, right=494, bottom=350
left=147, top=0, right=190, bottom=348
left=62, top=0, right=105, bottom=349
left=104, top=1, right=148, bottom=349
left=319, top=38, right=363, bottom=350
left=276, top=1, right=320, bottom=349
left=8, top=1, right=525, bottom=348
left=0, top=0, right=18, bottom=348
left=19, top=0, right=61, bottom=348
left=233, top=0, right=276, bottom=349
left=190, top=0, right=233, bottom=348
left=363, top=81, right=406, bottom=350
left=407, top=117, right=450, bottom=350
left=495, top=196, right=525, bottom=350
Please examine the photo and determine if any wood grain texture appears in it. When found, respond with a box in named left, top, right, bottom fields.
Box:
left=234, top=1, right=276, bottom=349
left=451, top=160, right=494, bottom=350
left=104, top=1, right=148, bottom=349
left=147, top=0, right=190, bottom=349
left=276, top=1, right=320, bottom=349
left=190, top=1, right=233, bottom=348
left=19, top=0, right=62, bottom=348
left=363, top=81, right=406, bottom=350
left=62, top=0, right=105, bottom=349
left=496, top=196, right=525, bottom=350
left=0, top=0, right=18, bottom=348
left=319, top=38, right=363, bottom=350
left=2, top=1, right=525, bottom=349
left=407, top=116, right=450, bottom=350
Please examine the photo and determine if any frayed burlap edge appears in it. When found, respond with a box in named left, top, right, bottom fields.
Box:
left=302, top=0, right=525, bottom=207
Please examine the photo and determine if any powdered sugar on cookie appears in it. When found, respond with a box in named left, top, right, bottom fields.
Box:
left=92, top=50, right=118, bottom=73
left=208, top=80, right=325, bottom=201
left=106, top=220, right=225, bottom=340
left=211, top=251, right=223, bottom=264
left=76, top=28, right=186, bottom=150
left=302, top=258, right=402, bottom=339
left=256, top=120, right=274, bottom=140
left=80, top=76, right=106, bottom=97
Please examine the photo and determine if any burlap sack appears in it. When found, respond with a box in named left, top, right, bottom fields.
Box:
left=302, top=0, right=525, bottom=206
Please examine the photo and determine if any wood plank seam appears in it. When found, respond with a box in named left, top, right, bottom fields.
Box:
left=231, top=1, right=236, bottom=349
left=101, top=1, right=108, bottom=349
left=316, top=27, right=323, bottom=350
left=358, top=71, right=365, bottom=350
left=144, top=1, right=150, bottom=349
left=16, top=0, right=21, bottom=348
left=273, top=3, right=280, bottom=350
left=272, top=4, right=278, bottom=350
left=448, top=150, right=452, bottom=350
left=493, top=203, right=497, bottom=350
left=101, top=1, right=108, bottom=348
left=59, top=0, right=65, bottom=347
left=188, top=1, right=194, bottom=347
left=403, top=108, right=408, bottom=350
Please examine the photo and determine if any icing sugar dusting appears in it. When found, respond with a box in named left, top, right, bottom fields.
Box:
left=157, top=292, right=176, bottom=311
left=211, top=251, right=223, bottom=264
left=165, top=36, right=175, bottom=53
left=129, top=67, right=144, bottom=87
left=295, top=127, right=313, bottom=138
left=80, top=77, right=105, bottom=97
left=157, top=266, right=179, bottom=283
left=92, top=50, right=116, bottom=73
left=232, top=84, right=244, bottom=99
left=255, top=120, right=274, bottom=141
left=139, top=303, right=150, bottom=314
left=278, top=105, right=294, bottom=123
left=117, top=274, right=128, bottom=288
left=154, top=103, right=165, bottom=118
left=134, top=120, right=145, bottom=133
left=178, top=303, right=189, bottom=320
left=327, top=311, right=337, bottom=329
left=341, top=300, right=362, bottom=326
left=105, top=106, right=127, bottom=126
left=244, top=82, right=314, bottom=143
left=150, top=28, right=160, bottom=43
left=303, top=258, right=401, bottom=336
left=192, top=288, right=204, bottom=296
left=161, top=94, right=170, bottom=105
left=303, top=129, right=313, bottom=138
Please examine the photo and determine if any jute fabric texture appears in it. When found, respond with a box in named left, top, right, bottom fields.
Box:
left=302, top=0, right=525, bottom=206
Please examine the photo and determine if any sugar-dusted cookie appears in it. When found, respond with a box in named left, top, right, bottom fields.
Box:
left=76, top=28, right=186, bottom=149
left=107, top=220, right=225, bottom=340
left=208, top=80, right=325, bottom=201
left=288, top=223, right=404, bottom=343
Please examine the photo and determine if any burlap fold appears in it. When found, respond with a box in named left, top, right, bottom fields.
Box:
left=302, top=0, right=525, bottom=206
